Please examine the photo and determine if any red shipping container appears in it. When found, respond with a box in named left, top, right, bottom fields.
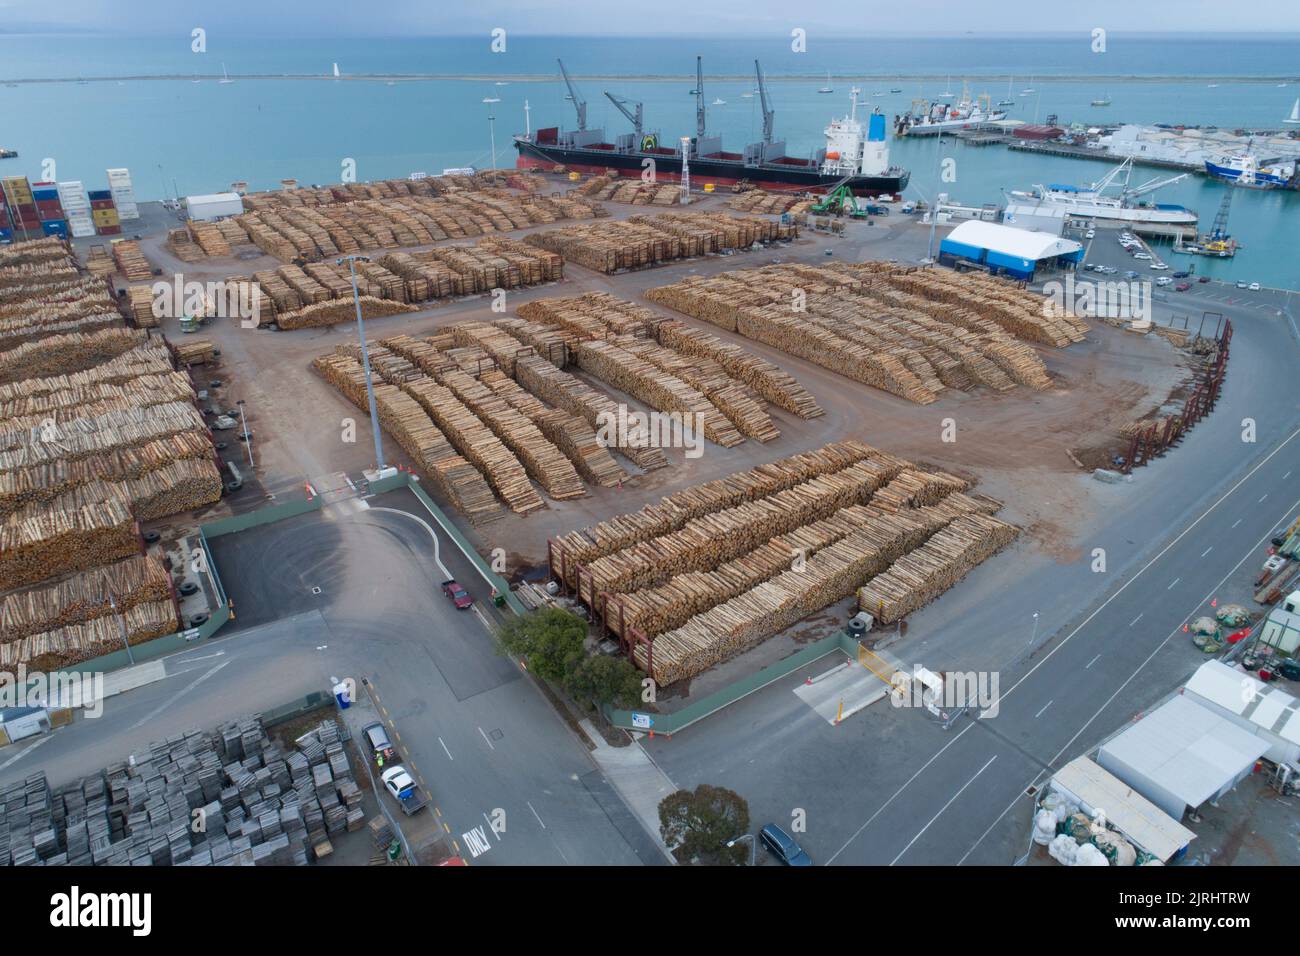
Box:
left=96, top=224, right=122, bottom=235
left=90, top=198, right=116, bottom=210
left=37, top=200, right=64, bottom=220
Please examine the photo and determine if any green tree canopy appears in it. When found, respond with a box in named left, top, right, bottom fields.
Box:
left=496, top=607, right=587, bottom=683
left=658, top=784, right=751, bottom=866
left=564, top=654, right=644, bottom=710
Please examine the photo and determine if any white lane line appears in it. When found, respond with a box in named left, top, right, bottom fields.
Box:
left=438, top=736, right=453, bottom=760
left=890, top=756, right=997, bottom=866
left=0, top=733, right=52, bottom=771
left=1201, top=546, right=1214, bottom=557
left=1260, top=494, right=1269, bottom=503
left=1035, top=700, right=1054, bottom=719
left=1085, top=654, right=1102, bottom=669
left=1285, top=471, right=1293, bottom=480
left=478, top=726, right=496, bottom=751
left=1129, top=613, right=1143, bottom=627
left=527, top=800, right=547, bottom=829
left=128, top=659, right=232, bottom=731
left=827, top=426, right=1300, bottom=866
left=483, top=811, right=502, bottom=841
left=958, top=493, right=1300, bottom=866
left=1167, top=577, right=1180, bottom=589
left=1232, top=518, right=1243, bottom=529
left=364, top=507, right=451, bottom=578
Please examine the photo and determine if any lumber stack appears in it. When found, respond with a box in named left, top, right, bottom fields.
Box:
left=0, top=327, right=148, bottom=385
left=0, top=554, right=171, bottom=641
left=857, top=513, right=1019, bottom=624
left=513, top=354, right=669, bottom=472
left=0, top=487, right=140, bottom=591
left=274, top=295, right=416, bottom=330
left=450, top=322, right=532, bottom=376
left=110, top=240, right=152, bottom=281
left=492, top=317, right=573, bottom=368
left=189, top=221, right=232, bottom=257
left=172, top=339, right=216, bottom=366
left=124, top=285, right=160, bottom=328
left=1, top=600, right=178, bottom=672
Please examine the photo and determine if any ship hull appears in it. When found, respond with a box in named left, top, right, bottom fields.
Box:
left=515, top=139, right=909, bottom=196
left=1204, top=160, right=1294, bottom=189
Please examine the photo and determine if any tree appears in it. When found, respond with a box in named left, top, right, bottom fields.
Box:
left=564, top=654, right=643, bottom=710
left=658, top=785, right=751, bottom=866
left=496, top=607, right=587, bottom=683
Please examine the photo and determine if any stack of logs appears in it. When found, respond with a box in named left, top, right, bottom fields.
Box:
left=110, top=240, right=152, bottom=281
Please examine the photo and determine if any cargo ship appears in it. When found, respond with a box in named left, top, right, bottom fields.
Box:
left=895, top=81, right=1007, bottom=136
left=1204, top=151, right=1298, bottom=189
left=1005, top=158, right=1198, bottom=231
left=513, top=58, right=909, bottom=197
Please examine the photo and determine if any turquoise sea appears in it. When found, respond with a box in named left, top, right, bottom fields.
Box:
left=2, top=34, right=1298, bottom=288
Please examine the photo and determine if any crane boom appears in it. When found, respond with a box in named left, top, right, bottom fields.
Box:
left=695, top=56, right=706, bottom=138
left=1124, top=172, right=1189, bottom=199
left=557, top=58, right=586, bottom=131
left=754, top=59, right=774, bottom=144
left=604, top=92, right=643, bottom=135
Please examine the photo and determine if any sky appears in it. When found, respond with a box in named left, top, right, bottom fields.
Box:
left=4, top=0, right=1300, bottom=36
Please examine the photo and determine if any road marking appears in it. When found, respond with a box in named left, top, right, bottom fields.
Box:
left=827, top=426, right=1300, bottom=866
left=364, top=507, right=451, bottom=578
left=438, top=736, right=453, bottom=760
left=1285, top=471, right=1293, bottom=480
left=1129, top=613, right=1143, bottom=627
left=527, top=800, right=547, bottom=829
left=483, top=811, right=503, bottom=841
left=890, top=756, right=997, bottom=865
left=443, top=822, right=451, bottom=833
left=958, top=493, right=1300, bottom=865
left=1085, top=654, right=1101, bottom=669
left=462, top=825, right=492, bottom=858
left=1201, top=546, right=1213, bottom=557
left=0, top=733, right=52, bottom=771
left=1260, top=494, right=1268, bottom=503
left=1034, top=700, right=1053, bottom=719
left=1232, top=518, right=1243, bottom=529
left=128, top=659, right=232, bottom=731
left=1167, top=577, right=1180, bottom=589
left=478, top=726, right=496, bottom=751
left=393, top=731, right=401, bottom=742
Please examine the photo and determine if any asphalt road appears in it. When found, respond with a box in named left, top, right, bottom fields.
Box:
left=1, top=487, right=655, bottom=866
left=641, top=278, right=1300, bottom=865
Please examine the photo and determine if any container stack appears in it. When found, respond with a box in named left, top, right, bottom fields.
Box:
left=31, top=181, right=68, bottom=239
left=57, top=181, right=96, bottom=238
left=88, top=189, right=121, bottom=236
left=105, top=168, right=139, bottom=221
left=2, top=175, right=39, bottom=239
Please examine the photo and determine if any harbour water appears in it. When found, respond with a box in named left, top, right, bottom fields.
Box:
left=2, top=34, right=1298, bottom=288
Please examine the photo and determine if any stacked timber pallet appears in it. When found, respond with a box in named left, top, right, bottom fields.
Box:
left=728, top=191, right=816, bottom=216
left=110, top=240, right=152, bottom=281
left=172, top=338, right=216, bottom=366
left=312, top=352, right=503, bottom=525
left=0, top=327, right=148, bottom=385
left=124, top=285, right=159, bottom=328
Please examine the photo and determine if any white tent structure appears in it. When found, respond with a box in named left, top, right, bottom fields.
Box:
left=1097, top=695, right=1268, bottom=821
left=1183, top=661, right=1300, bottom=767
left=1050, top=756, right=1195, bottom=862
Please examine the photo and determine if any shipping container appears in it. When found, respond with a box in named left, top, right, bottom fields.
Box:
left=87, top=189, right=112, bottom=200
left=41, top=219, right=68, bottom=236
left=90, top=198, right=116, bottom=210
left=96, top=224, right=122, bottom=235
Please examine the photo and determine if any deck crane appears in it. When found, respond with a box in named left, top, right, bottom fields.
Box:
left=1203, top=188, right=1237, bottom=255
left=557, top=58, right=586, bottom=131
left=694, top=56, right=706, bottom=139
left=603, top=92, right=643, bottom=136
left=754, top=59, right=775, bottom=144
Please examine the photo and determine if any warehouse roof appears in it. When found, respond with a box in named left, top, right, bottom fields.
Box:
left=1052, top=756, right=1195, bottom=862
left=943, top=220, right=1083, bottom=260
left=1099, top=695, right=1268, bottom=811
left=1185, top=661, right=1300, bottom=744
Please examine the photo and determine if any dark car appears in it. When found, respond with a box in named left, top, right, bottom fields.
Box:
left=362, top=722, right=395, bottom=762
left=1172, top=271, right=1190, bottom=279
left=759, top=824, right=812, bottom=866
left=1175, top=282, right=1191, bottom=291
left=1199, top=275, right=1211, bottom=283
left=442, top=579, right=473, bottom=609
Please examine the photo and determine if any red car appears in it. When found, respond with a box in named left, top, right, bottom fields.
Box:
left=1175, top=282, right=1192, bottom=291
left=441, top=579, right=473, bottom=609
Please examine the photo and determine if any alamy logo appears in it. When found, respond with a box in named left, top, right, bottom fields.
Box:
left=152, top=275, right=262, bottom=328
left=890, top=665, right=1000, bottom=719
left=1041, top=273, right=1151, bottom=322
left=594, top=405, right=706, bottom=459
left=1, top=665, right=104, bottom=718
left=49, top=887, right=151, bottom=936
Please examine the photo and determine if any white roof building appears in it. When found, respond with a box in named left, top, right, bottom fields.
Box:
left=1097, top=695, right=1268, bottom=820
left=1184, top=660, right=1300, bottom=767
left=943, top=219, right=1083, bottom=261
left=1050, top=756, right=1196, bottom=862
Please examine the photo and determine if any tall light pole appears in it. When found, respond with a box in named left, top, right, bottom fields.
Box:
left=108, top=590, right=135, bottom=665
left=1029, top=611, right=1040, bottom=648
left=338, top=255, right=386, bottom=471
left=726, top=833, right=756, bottom=866
left=236, top=398, right=253, bottom=468
left=488, top=111, right=497, bottom=170
left=925, top=130, right=944, bottom=263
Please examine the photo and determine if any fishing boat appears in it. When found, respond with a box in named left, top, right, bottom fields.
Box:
left=1006, top=158, right=1198, bottom=230
left=1204, top=151, right=1297, bottom=189
left=818, top=71, right=834, bottom=94
left=516, top=60, right=909, bottom=196
left=1285, top=97, right=1300, bottom=125
left=711, top=97, right=726, bottom=105
left=895, top=81, right=1007, bottom=136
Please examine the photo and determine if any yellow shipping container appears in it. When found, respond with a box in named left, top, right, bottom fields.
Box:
left=92, top=208, right=120, bottom=225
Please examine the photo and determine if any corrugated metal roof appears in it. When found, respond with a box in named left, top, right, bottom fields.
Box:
left=1185, top=660, right=1300, bottom=744
left=1099, top=695, right=1268, bottom=810
left=1052, top=756, right=1196, bottom=861
left=944, top=220, right=1083, bottom=260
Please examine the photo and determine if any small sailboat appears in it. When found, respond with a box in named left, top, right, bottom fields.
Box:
left=495, top=81, right=508, bottom=86
left=937, top=75, right=954, bottom=97
left=332, top=62, right=340, bottom=78
left=1020, top=76, right=1035, bottom=95
left=1091, top=93, right=1112, bottom=106
left=219, top=63, right=233, bottom=84
left=997, top=76, right=1015, bottom=107
left=818, top=70, right=833, bottom=94
left=191, top=73, right=201, bottom=84
left=385, top=80, right=396, bottom=86
left=482, top=93, right=501, bottom=103
left=740, top=90, right=754, bottom=98
left=1207, top=82, right=1220, bottom=88
left=1286, top=97, right=1300, bottom=125
left=889, top=84, right=903, bottom=93
left=711, top=97, right=726, bottom=105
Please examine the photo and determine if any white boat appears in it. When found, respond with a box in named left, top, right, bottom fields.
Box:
left=1091, top=94, right=1112, bottom=107
left=495, top=81, right=508, bottom=86
left=897, top=81, right=1007, bottom=135
left=1207, top=83, right=1219, bottom=88
left=332, top=62, right=340, bottom=78
left=997, top=76, right=1014, bottom=107
left=1020, top=76, right=1035, bottom=95
left=219, top=63, right=233, bottom=84
left=711, top=97, right=726, bottom=105
left=1006, top=158, right=1198, bottom=229
left=937, top=75, right=954, bottom=97
left=1286, top=97, right=1300, bottom=125
left=740, top=90, right=754, bottom=98
left=818, top=71, right=833, bottom=94
left=482, top=95, right=501, bottom=103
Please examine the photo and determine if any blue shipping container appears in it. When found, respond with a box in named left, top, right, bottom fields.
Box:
left=0, top=228, right=12, bottom=240
left=87, top=189, right=112, bottom=200
left=32, top=188, right=59, bottom=201
left=40, top=219, right=68, bottom=236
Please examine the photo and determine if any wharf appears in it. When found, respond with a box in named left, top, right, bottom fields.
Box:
left=1007, top=140, right=1201, bottom=173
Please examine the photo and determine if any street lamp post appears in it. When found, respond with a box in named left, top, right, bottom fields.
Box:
left=1030, top=611, right=1040, bottom=648
left=236, top=398, right=253, bottom=468
left=338, top=255, right=386, bottom=471
left=925, top=130, right=943, bottom=263
left=726, top=833, right=757, bottom=866
left=108, top=591, right=135, bottom=665
left=488, top=112, right=497, bottom=170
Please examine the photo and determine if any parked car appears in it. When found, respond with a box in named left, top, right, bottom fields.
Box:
left=1085, top=230, right=1096, bottom=239
left=381, top=765, right=430, bottom=815
left=362, top=722, right=395, bottom=762
left=1198, top=276, right=1211, bottom=283
left=1133, top=252, right=1152, bottom=260
left=759, top=824, right=813, bottom=866
left=1172, top=271, right=1190, bottom=278
left=1175, top=282, right=1192, bottom=291
left=1149, top=263, right=1169, bottom=271
left=1083, top=262, right=1097, bottom=271
left=1236, top=280, right=1248, bottom=289
left=441, top=579, right=474, bottom=609
left=1249, top=282, right=1261, bottom=291
left=1155, top=276, right=1173, bottom=286
left=1124, top=270, right=1140, bottom=279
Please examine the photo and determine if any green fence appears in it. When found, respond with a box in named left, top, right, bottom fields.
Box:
left=603, top=630, right=860, bottom=735
left=261, top=690, right=336, bottom=728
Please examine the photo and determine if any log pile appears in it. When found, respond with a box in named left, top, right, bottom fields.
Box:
left=0, top=488, right=140, bottom=591
left=513, top=355, right=669, bottom=472
left=0, top=327, right=148, bottom=385
left=172, top=339, right=216, bottom=366
left=728, top=192, right=816, bottom=216
left=110, top=240, right=152, bottom=281
left=0, top=554, right=172, bottom=642
left=450, top=322, right=533, bottom=376
left=1, top=600, right=179, bottom=673
left=274, top=295, right=416, bottom=331
left=2, top=371, right=192, bottom=435
left=517, top=292, right=657, bottom=340
left=189, top=221, right=232, bottom=257
left=857, top=513, right=1019, bottom=624
left=124, top=285, right=159, bottom=328
left=492, top=317, right=572, bottom=368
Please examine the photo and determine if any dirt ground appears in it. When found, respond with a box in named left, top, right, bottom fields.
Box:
left=97, top=186, right=1190, bottom=582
